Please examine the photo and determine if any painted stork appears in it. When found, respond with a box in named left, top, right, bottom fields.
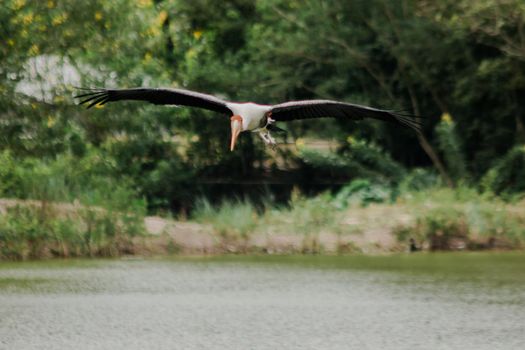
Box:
left=76, top=87, right=421, bottom=150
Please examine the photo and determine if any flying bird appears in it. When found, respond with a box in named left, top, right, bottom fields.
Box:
left=76, top=87, right=421, bottom=150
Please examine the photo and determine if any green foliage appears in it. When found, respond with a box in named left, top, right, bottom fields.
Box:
left=0, top=149, right=146, bottom=260
left=193, top=198, right=258, bottom=242
left=394, top=187, right=525, bottom=250
left=398, top=168, right=440, bottom=193
left=0, top=150, right=144, bottom=211
left=333, top=179, right=392, bottom=209
left=0, top=203, right=144, bottom=260
left=192, top=190, right=342, bottom=253
left=285, top=190, right=339, bottom=236
left=481, top=146, right=525, bottom=197
left=435, top=117, right=468, bottom=183
left=0, top=151, right=23, bottom=196
left=415, top=207, right=470, bottom=249
left=299, top=138, right=406, bottom=184
left=263, top=190, right=342, bottom=253
left=343, top=140, right=407, bottom=183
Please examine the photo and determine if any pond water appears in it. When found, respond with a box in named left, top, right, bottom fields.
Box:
left=1, top=253, right=525, bottom=350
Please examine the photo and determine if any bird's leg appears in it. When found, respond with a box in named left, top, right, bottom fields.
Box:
left=255, top=112, right=279, bottom=149
left=258, top=129, right=277, bottom=149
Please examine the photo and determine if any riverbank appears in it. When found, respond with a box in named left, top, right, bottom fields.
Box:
left=145, top=188, right=525, bottom=255
left=0, top=198, right=405, bottom=257
left=2, top=188, right=524, bottom=260
left=142, top=200, right=524, bottom=255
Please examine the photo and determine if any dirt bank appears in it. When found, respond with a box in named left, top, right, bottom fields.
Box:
left=3, top=198, right=521, bottom=257
left=141, top=204, right=412, bottom=255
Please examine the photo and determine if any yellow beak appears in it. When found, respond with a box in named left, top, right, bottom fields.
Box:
left=230, top=119, right=242, bottom=151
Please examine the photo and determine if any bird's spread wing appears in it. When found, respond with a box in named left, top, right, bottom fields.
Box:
left=75, top=87, right=233, bottom=114
left=269, top=100, right=422, bottom=132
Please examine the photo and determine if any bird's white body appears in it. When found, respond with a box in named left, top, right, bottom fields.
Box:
left=226, top=102, right=272, bottom=131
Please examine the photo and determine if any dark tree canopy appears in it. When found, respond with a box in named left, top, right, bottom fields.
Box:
left=2, top=0, right=525, bottom=210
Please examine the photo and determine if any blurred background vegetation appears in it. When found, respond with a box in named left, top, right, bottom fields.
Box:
left=1, top=0, right=525, bottom=258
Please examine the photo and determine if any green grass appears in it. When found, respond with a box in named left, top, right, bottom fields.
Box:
left=193, top=198, right=258, bottom=239
left=192, top=192, right=344, bottom=253
left=0, top=202, right=145, bottom=260
left=0, top=150, right=147, bottom=260
left=394, top=187, right=525, bottom=250
left=191, top=185, right=525, bottom=254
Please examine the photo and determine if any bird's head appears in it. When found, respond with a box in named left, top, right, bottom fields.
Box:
left=230, top=115, right=243, bottom=151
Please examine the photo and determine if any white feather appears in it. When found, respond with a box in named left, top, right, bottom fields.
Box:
left=226, top=102, right=272, bottom=131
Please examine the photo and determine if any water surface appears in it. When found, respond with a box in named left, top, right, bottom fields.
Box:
left=1, top=253, right=525, bottom=349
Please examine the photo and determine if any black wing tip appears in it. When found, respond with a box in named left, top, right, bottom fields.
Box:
left=74, top=87, right=110, bottom=109
left=390, top=109, right=428, bottom=119
left=390, top=110, right=425, bottom=133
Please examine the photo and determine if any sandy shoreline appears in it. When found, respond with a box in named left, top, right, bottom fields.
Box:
left=141, top=213, right=407, bottom=255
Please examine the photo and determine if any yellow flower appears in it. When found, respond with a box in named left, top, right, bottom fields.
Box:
left=13, top=0, right=26, bottom=10
left=157, top=10, right=168, bottom=25
left=137, top=0, right=153, bottom=8
left=95, top=12, right=103, bottom=21
left=47, top=0, right=55, bottom=9
left=28, top=44, right=39, bottom=56
left=52, top=13, right=68, bottom=26
left=22, top=13, right=34, bottom=25
left=7, top=39, right=15, bottom=46
left=441, top=112, right=453, bottom=124
left=143, top=52, right=152, bottom=62
left=146, top=26, right=160, bottom=37
left=190, top=135, right=200, bottom=142
left=185, top=48, right=197, bottom=60
left=47, top=116, right=56, bottom=128
left=193, top=30, right=203, bottom=40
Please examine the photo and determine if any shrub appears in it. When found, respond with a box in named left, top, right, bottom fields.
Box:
left=0, top=203, right=144, bottom=260
left=435, top=114, right=468, bottom=183
left=340, top=138, right=406, bottom=184
left=193, top=198, right=258, bottom=243
left=394, top=190, right=525, bottom=250
left=298, top=138, right=406, bottom=184
left=481, top=146, right=525, bottom=197
left=0, top=150, right=144, bottom=210
left=333, top=179, right=392, bottom=208
left=398, top=168, right=441, bottom=192
left=0, top=150, right=146, bottom=260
